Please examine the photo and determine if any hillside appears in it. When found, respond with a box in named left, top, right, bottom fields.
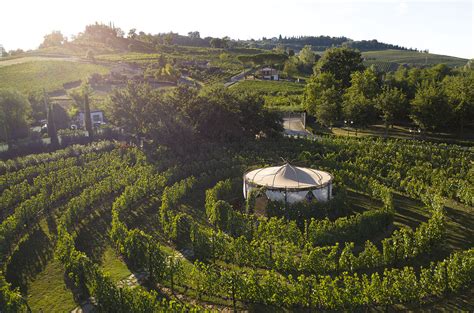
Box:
left=0, top=59, right=109, bottom=93
left=362, top=49, right=468, bottom=71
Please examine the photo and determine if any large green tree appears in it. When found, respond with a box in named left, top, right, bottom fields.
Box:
left=108, top=82, right=158, bottom=137
left=410, top=82, right=450, bottom=131
left=298, top=45, right=319, bottom=73
left=39, top=31, right=65, bottom=48
left=304, top=72, right=341, bottom=127
left=443, top=71, right=474, bottom=136
left=314, top=47, right=364, bottom=88
left=375, top=86, right=407, bottom=136
left=283, top=56, right=300, bottom=77
left=82, top=83, right=94, bottom=141
left=28, top=91, right=69, bottom=128
left=342, top=67, right=380, bottom=126
left=44, top=90, right=59, bottom=147
left=184, top=85, right=281, bottom=142
left=0, top=89, right=31, bottom=143
left=107, top=83, right=281, bottom=153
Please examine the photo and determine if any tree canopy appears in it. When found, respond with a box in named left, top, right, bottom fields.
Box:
left=107, top=83, right=282, bottom=154
left=342, top=67, right=380, bottom=126
left=304, top=72, right=341, bottom=127
left=410, top=81, right=450, bottom=131
left=39, top=31, right=66, bottom=48
left=314, top=47, right=364, bottom=88
left=0, top=89, right=31, bottom=143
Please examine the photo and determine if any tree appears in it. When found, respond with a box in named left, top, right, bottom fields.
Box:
left=51, top=103, right=70, bottom=130
left=0, top=89, right=31, bottom=144
left=82, top=23, right=120, bottom=43
left=39, top=31, right=65, bottom=48
left=314, top=47, right=364, bottom=88
left=283, top=56, right=300, bottom=77
left=410, top=81, right=450, bottom=131
left=128, top=28, right=137, bottom=39
left=85, top=49, right=95, bottom=62
left=164, top=33, right=174, bottom=45
left=464, top=59, right=474, bottom=70
left=443, top=72, right=474, bottom=136
left=298, top=45, right=318, bottom=73
left=342, top=67, right=380, bottom=127
left=185, top=85, right=282, bottom=142
left=44, top=90, right=59, bottom=147
left=375, top=86, right=407, bottom=136
left=187, top=31, right=201, bottom=39
left=274, top=43, right=286, bottom=54
left=210, top=38, right=224, bottom=48
left=108, top=82, right=156, bottom=137
left=304, top=72, right=342, bottom=127
left=0, top=45, right=7, bottom=57
left=82, top=83, right=93, bottom=141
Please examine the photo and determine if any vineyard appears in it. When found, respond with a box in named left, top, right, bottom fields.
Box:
left=0, top=136, right=473, bottom=312
left=361, top=49, right=468, bottom=69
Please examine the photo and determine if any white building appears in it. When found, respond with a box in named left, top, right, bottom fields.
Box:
left=259, top=67, right=279, bottom=80
left=243, top=163, right=333, bottom=204
left=76, top=110, right=105, bottom=128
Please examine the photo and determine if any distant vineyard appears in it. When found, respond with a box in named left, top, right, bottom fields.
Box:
left=363, top=60, right=400, bottom=72
left=362, top=49, right=467, bottom=69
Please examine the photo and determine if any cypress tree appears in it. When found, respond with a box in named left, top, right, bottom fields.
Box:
left=83, top=84, right=93, bottom=141
left=44, top=89, right=59, bottom=147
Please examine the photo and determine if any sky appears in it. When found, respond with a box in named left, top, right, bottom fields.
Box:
left=0, top=0, right=472, bottom=59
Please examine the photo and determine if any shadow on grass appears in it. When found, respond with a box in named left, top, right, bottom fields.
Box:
left=5, top=226, right=54, bottom=294
left=74, top=207, right=112, bottom=264
left=393, top=193, right=428, bottom=229
left=443, top=206, right=474, bottom=251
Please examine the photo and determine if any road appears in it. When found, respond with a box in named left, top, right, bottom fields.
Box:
left=224, top=68, right=256, bottom=87
left=282, top=116, right=312, bottom=137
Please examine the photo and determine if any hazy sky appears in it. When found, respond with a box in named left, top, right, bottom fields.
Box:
left=1, top=0, right=472, bottom=58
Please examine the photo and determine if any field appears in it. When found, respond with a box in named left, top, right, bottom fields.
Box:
left=0, top=60, right=109, bottom=93
left=230, top=80, right=306, bottom=111
left=231, top=80, right=305, bottom=94
left=362, top=49, right=468, bottom=70
left=0, top=134, right=472, bottom=311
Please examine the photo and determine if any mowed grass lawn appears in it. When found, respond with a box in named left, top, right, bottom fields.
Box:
left=100, top=246, right=132, bottom=283
left=27, top=258, right=77, bottom=313
left=230, top=80, right=305, bottom=95
left=0, top=60, right=109, bottom=93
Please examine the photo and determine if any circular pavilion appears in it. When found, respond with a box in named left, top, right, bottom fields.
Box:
left=243, top=163, right=333, bottom=204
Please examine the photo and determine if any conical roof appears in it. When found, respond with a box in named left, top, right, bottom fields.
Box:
left=244, top=163, right=332, bottom=189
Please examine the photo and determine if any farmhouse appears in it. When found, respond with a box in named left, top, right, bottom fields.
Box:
left=259, top=67, right=279, bottom=80
left=243, top=163, right=333, bottom=205
left=74, top=110, right=105, bottom=128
